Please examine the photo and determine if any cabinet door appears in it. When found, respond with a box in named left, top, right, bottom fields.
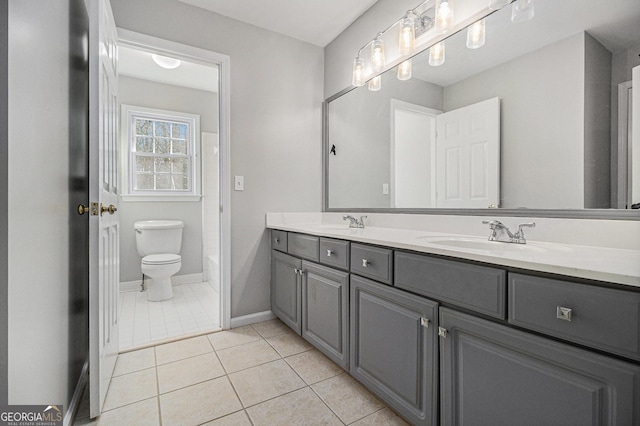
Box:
left=350, top=275, right=438, bottom=426
left=271, top=250, right=302, bottom=334
left=302, top=261, right=349, bottom=369
left=439, top=307, right=640, bottom=426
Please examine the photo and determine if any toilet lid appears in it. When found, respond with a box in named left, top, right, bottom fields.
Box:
left=142, top=254, right=181, bottom=265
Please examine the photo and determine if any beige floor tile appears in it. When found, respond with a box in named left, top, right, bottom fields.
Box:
left=312, top=374, right=384, bottom=424
left=251, top=319, right=290, bottom=339
left=216, top=339, right=280, bottom=373
left=95, top=397, right=160, bottom=426
left=159, top=377, right=242, bottom=426
left=103, top=368, right=158, bottom=412
left=285, top=349, right=343, bottom=385
left=350, top=407, right=409, bottom=425
left=207, top=326, right=262, bottom=351
left=155, top=335, right=213, bottom=365
left=157, top=352, right=226, bottom=394
left=202, top=410, right=252, bottom=426
left=113, top=348, right=156, bottom=377
left=246, top=387, right=342, bottom=426
left=228, top=359, right=305, bottom=407
left=266, top=331, right=313, bottom=357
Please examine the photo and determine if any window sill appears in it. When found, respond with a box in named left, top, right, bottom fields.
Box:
left=120, top=194, right=202, bottom=202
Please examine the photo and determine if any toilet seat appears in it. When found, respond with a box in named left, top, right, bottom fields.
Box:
left=142, top=254, right=181, bottom=265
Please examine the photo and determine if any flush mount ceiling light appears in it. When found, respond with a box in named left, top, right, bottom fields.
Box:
left=151, top=54, right=182, bottom=69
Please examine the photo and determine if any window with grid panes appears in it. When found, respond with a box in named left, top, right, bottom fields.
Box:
left=122, top=105, right=200, bottom=197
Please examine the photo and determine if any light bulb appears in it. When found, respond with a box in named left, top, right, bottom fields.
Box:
left=152, top=54, right=181, bottom=69
left=352, top=57, right=366, bottom=87
left=397, top=60, right=412, bottom=81
left=368, top=75, right=382, bottom=91
left=511, top=0, right=534, bottom=23
left=435, top=0, right=454, bottom=34
left=371, top=35, right=386, bottom=72
left=429, top=42, right=445, bottom=66
left=466, top=19, right=485, bottom=49
left=399, top=14, right=415, bottom=55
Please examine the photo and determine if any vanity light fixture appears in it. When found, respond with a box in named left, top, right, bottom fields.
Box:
left=371, top=34, right=386, bottom=72
left=466, top=19, right=486, bottom=49
left=151, top=54, right=181, bottom=69
left=435, top=0, right=454, bottom=34
left=368, top=75, right=382, bottom=91
left=399, top=12, right=416, bottom=55
left=352, top=57, right=366, bottom=87
left=511, top=0, right=534, bottom=22
left=429, top=41, right=446, bottom=66
left=397, top=59, right=412, bottom=80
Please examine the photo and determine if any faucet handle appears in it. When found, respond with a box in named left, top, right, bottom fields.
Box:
left=514, top=222, right=535, bottom=242
left=482, top=220, right=502, bottom=228
left=359, top=215, right=367, bottom=223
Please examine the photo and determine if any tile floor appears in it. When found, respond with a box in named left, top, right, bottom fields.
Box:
left=119, top=282, right=221, bottom=350
left=75, top=319, right=408, bottom=426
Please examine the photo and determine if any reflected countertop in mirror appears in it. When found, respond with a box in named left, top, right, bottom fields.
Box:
left=324, top=0, right=640, bottom=216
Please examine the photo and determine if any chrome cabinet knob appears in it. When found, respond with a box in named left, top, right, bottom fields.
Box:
left=327, top=249, right=333, bottom=257
left=362, top=259, right=369, bottom=268
left=556, top=306, right=572, bottom=322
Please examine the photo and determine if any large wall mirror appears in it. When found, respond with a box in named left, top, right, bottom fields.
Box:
left=325, top=0, right=640, bottom=217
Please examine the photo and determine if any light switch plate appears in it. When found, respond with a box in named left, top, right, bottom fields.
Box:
left=382, top=183, right=389, bottom=195
left=234, top=175, right=244, bottom=191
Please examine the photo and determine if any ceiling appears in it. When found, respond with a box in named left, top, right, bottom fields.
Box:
left=176, top=0, right=380, bottom=47
left=119, top=46, right=219, bottom=92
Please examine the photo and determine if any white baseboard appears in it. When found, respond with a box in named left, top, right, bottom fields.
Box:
left=120, top=272, right=204, bottom=293
left=230, top=310, right=276, bottom=328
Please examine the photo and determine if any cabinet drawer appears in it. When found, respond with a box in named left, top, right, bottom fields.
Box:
left=395, top=252, right=506, bottom=319
left=271, top=230, right=288, bottom=252
left=508, top=274, right=640, bottom=361
left=288, top=233, right=319, bottom=262
left=350, top=244, right=393, bottom=285
left=319, top=238, right=350, bottom=270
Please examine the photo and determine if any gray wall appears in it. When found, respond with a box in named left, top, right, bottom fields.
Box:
left=111, top=0, right=324, bottom=318
left=7, top=0, right=88, bottom=409
left=583, top=33, right=612, bottom=209
left=329, top=76, right=442, bottom=208
left=0, top=0, right=7, bottom=407
left=118, top=76, right=218, bottom=282
left=443, top=34, right=586, bottom=209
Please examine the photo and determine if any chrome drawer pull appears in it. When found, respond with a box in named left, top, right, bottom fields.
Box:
left=327, top=249, right=333, bottom=257
left=362, top=259, right=369, bottom=268
left=275, top=238, right=280, bottom=244
left=438, top=327, right=448, bottom=338
left=420, top=317, right=430, bottom=328
left=556, top=306, right=572, bottom=322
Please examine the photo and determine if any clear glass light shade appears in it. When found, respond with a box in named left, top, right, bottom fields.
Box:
left=466, top=19, right=485, bottom=49
left=352, top=57, right=366, bottom=87
left=397, top=60, right=412, bottom=80
left=399, top=15, right=415, bottom=55
left=511, top=0, right=534, bottom=23
left=489, top=0, right=510, bottom=10
left=368, top=75, right=382, bottom=91
left=371, top=36, right=386, bottom=72
left=435, top=0, right=454, bottom=34
left=429, top=42, right=446, bottom=66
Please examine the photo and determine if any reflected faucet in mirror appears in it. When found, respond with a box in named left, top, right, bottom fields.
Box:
left=343, top=215, right=367, bottom=228
left=483, top=220, right=535, bottom=244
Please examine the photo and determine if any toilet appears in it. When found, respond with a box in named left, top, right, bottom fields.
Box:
left=134, top=220, right=184, bottom=302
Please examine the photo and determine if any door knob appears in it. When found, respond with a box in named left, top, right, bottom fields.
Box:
left=77, top=204, right=90, bottom=215
left=100, top=203, right=117, bottom=216
left=77, top=202, right=99, bottom=216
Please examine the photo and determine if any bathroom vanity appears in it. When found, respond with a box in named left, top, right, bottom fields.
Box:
left=267, top=215, right=640, bottom=425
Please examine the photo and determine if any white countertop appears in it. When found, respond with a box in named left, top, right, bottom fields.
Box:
left=266, top=218, right=640, bottom=288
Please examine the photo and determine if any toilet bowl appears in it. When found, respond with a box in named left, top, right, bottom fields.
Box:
left=134, top=220, right=184, bottom=302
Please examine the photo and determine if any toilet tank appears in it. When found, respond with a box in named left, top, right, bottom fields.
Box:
left=134, top=220, right=184, bottom=257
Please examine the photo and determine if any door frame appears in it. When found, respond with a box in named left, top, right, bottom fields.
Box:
left=117, top=29, right=232, bottom=330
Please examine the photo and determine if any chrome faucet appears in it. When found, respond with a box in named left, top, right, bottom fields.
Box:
left=343, top=214, right=367, bottom=228
left=482, top=220, right=535, bottom=244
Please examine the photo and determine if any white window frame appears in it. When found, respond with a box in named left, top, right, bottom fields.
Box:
left=120, top=104, right=201, bottom=201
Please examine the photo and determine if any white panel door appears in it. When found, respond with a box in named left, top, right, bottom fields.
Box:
left=89, top=0, right=119, bottom=417
left=631, top=66, right=639, bottom=207
left=436, top=97, right=500, bottom=208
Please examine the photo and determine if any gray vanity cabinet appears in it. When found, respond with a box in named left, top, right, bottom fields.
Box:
left=350, top=275, right=438, bottom=426
left=439, top=307, right=640, bottom=426
left=271, top=250, right=302, bottom=334
left=301, top=261, right=349, bottom=369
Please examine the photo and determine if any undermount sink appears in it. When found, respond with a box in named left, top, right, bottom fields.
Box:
left=418, top=236, right=548, bottom=253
